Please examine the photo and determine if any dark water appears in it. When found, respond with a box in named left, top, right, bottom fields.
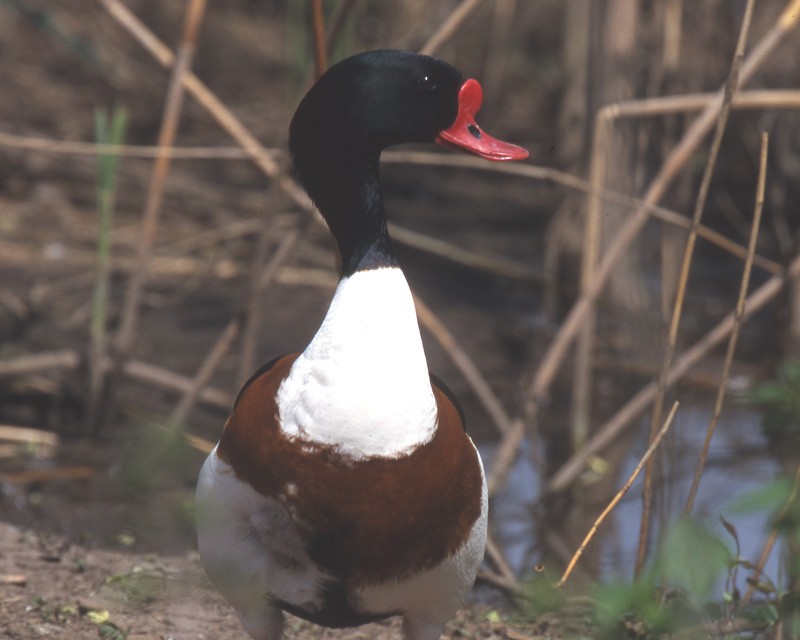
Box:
left=480, top=401, right=782, bottom=587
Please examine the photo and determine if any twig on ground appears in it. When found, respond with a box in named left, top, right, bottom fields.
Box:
left=684, top=132, right=768, bottom=515
left=556, top=401, right=679, bottom=588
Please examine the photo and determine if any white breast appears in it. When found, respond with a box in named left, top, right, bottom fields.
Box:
left=276, top=267, right=437, bottom=459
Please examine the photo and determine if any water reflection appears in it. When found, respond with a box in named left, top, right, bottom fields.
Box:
left=481, top=403, right=782, bottom=587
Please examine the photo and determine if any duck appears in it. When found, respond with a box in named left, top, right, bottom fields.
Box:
left=195, top=49, right=528, bottom=640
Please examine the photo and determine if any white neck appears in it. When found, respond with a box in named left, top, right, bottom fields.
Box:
left=276, top=267, right=437, bottom=459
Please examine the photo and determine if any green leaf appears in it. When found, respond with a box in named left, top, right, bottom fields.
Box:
left=593, top=579, right=674, bottom=636
left=654, top=517, right=732, bottom=606
left=726, top=477, right=794, bottom=515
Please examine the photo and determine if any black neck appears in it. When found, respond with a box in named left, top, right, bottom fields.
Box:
left=302, top=153, right=398, bottom=276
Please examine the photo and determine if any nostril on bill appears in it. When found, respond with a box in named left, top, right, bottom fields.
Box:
left=467, top=123, right=481, bottom=139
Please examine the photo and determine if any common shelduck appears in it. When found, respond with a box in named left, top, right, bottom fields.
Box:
left=196, top=50, right=528, bottom=640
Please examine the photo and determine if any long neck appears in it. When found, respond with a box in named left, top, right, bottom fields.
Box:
left=301, top=152, right=398, bottom=276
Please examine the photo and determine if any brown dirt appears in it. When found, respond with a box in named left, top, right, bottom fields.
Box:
left=1, top=520, right=552, bottom=640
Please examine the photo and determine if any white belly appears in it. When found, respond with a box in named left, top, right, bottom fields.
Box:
left=196, top=443, right=488, bottom=631
left=196, top=448, right=326, bottom=616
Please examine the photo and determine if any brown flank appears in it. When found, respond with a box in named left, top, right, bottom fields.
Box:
left=217, top=353, right=484, bottom=588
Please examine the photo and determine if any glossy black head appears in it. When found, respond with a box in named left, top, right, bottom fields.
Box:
left=286, top=50, right=527, bottom=275
left=289, top=50, right=463, bottom=185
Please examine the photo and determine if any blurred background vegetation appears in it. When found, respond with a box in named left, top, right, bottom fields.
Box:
left=2, top=0, right=800, bottom=636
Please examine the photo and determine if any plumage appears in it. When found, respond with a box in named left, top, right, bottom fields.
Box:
left=196, top=49, right=527, bottom=640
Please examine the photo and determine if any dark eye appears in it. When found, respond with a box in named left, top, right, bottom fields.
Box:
left=419, top=74, right=438, bottom=91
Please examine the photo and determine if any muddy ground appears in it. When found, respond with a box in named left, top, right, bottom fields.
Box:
left=3, top=519, right=560, bottom=640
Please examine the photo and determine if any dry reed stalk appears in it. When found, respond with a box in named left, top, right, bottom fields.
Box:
left=121, top=359, right=231, bottom=409
left=414, top=294, right=514, bottom=437
left=310, top=0, right=328, bottom=78
left=546, top=250, right=800, bottom=496
left=476, top=569, right=526, bottom=597
left=277, top=267, right=338, bottom=289
left=159, top=218, right=267, bottom=254
left=0, top=349, right=233, bottom=410
left=325, top=0, right=360, bottom=54
left=486, top=0, right=800, bottom=498
left=239, top=227, right=302, bottom=386
left=98, top=0, right=309, bottom=204
left=556, top=401, right=679, bottom=588
left=114, top=0, right=208, bottom=361
left=383, top=149, right=785, bottom=276
left=168, top=316, right=242, bottom=428
left=482, top=0, right=517, bottom=107
left=0, top=466, right=94, bottom=486
left=571, top=119, right=607, bottom=450
left=390, top=223, right=544, bottom=282
left=237, top=220, right=284, bottom=385
left=419, top=0, right=485, bottom=56
left=684, top=132, right=768, bottom=515
left=0, top=243, right=243, bottom=281
left=0, top=425, right=59, bottom=447
left=0, top=350, right=80, bottom=377
left=485, top=533, right=517, bottom=584
left=0, top=131, right=253, bottom=159
left=636, top=0, right=756, bottom=575
left=184, top=432, right=215, bottom=455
